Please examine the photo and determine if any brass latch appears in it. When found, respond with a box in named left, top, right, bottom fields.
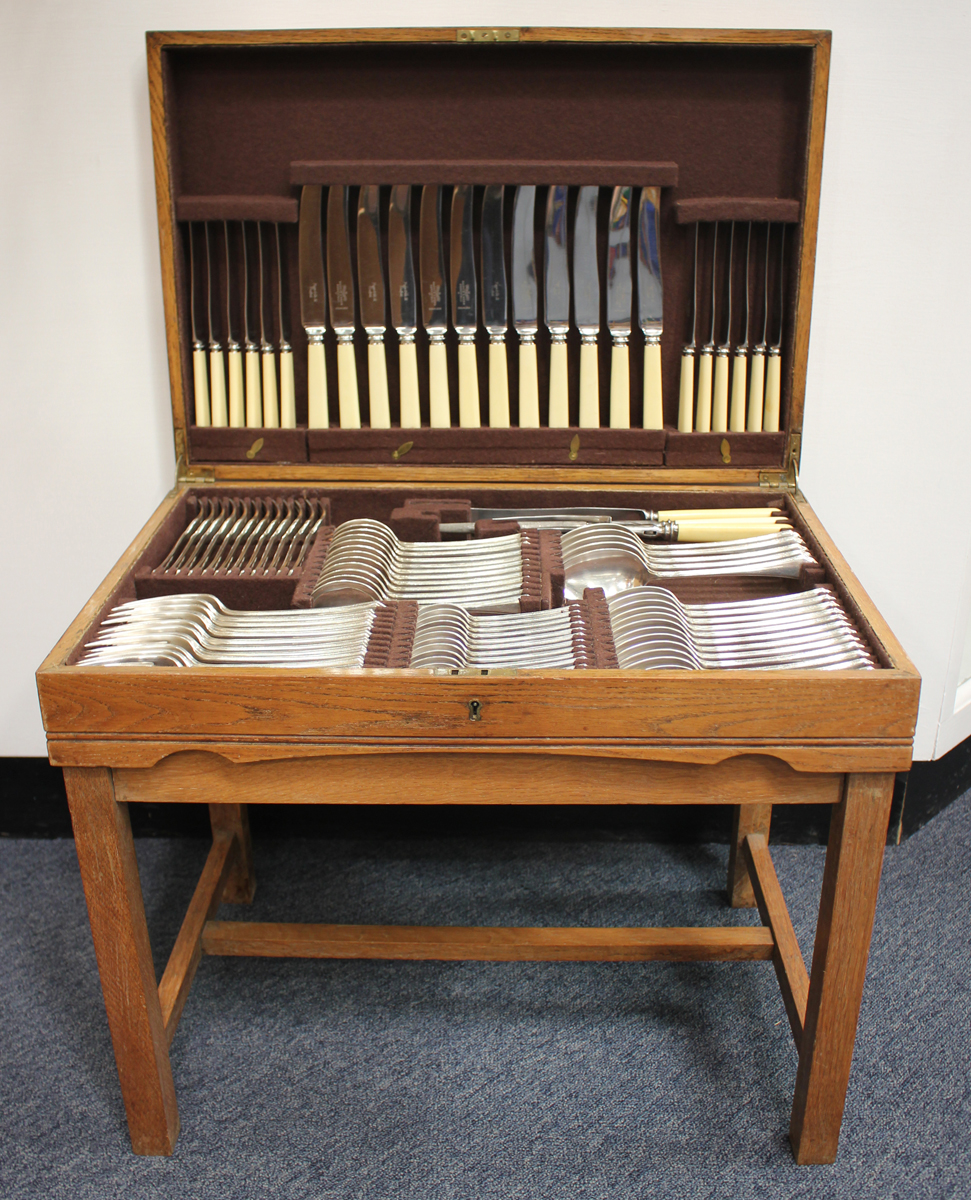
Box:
left=759, top=433, right=800, bottom=491
left=457, top=28, right=520, bottom=42
left=174, top=428, right=215, bottom=484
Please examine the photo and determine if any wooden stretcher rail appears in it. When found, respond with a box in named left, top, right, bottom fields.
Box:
left=199, top=921, right=776, bottom=962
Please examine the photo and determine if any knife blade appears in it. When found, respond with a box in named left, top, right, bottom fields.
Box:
left=730, top=222, right=751, bottom=431
left=224, top=221, right=244, bottom=426
left=696, top=221, right=717, bottom=432
left=275, top=222, right=296, bottom=428
left=573, top=185, right=600, bottom=428
left=679, top=223, right=698, bottom=432
left=511, top=185, right=539, bottom=428
left=712, top=220, right=734, bottom=433
left=257, top=221, right=278, bottom=428
left=206, top=222, right=228, bottom=426
left=481, top=184, right=509, bottom=428
left=388, top=185, right=421, bottom=429
left=241, top=221, right=262, bottom=427
left=606, top=186, right=632, bottom=428
left=357, top=185, right=390, bottom=429
left=544, top=185, right=570, bottom=427
left=298, top=185, right=329, bottom=428
left=763, top=223, right=784, bottom=431
left=450, top=184, right=480, bottom=427
left=637, top=187, right=664, bottom=429
left=419, top=185, right=450, bottom=427
left=747, top=221, right=769, bottom=431
left=188, top=222, right=210, bottom=426
left=326, top=185, right=360, bottom=429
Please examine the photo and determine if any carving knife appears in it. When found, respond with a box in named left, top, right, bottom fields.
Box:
left=481, top=184, right=509, bottom=427
left=696, top=221, right=717, bottom=433
left=730, top=222, right=751, bottom=431
left=679, top=223, right=698, bottom=431
left=205, top=222, right=228, bottom=426
left=258, top=222, right=279, bottom=427
left=712, top=221, right=734, bottom=432
left=224, top=221, right=244, bottom=426
left=388, top=185, right=420, bottom=428
left=574, top=186, right=601, bottom=428
left=544, top=185, right=570, bottom=427
left=747, top=222, right=769, bottom=431
left=276, top=223, right=296, bottom=428
left=450, top=184, right=480, bottom=427
left=419, top=185, right=450, bottom=427
left=188, top=222, right=210, bottom=425
left=326, top=186, right=360, bottom=428
left=606, top=185, right=633, bottom=428
left=511, top=185, right=539, bottom=427
left=298, top=185, right=329, bottom=428
left=763, top=223, right=785, bottom=431
left=357, top=185, right=391, bottom=428
left=637, top=187, right=664, bottom=429
left=242, top=221, right=262, bottom=427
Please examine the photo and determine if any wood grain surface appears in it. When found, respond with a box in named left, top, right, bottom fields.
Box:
left=727, top=803, right=772, bottom=907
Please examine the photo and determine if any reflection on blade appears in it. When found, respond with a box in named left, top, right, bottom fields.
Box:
left=637, top=186, right=663, bottom=330
left=388, top=185, right=417, bottom=333
left=511, top=185, right=537, bottom=334
left=544, top=185, right=570, bottom=332
left=573, top=186, right=600, bottom=331
left=606, top=186, right=632, bottom=334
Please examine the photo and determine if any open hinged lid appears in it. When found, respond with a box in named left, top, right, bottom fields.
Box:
left=150, top=27, right=829, bottom=489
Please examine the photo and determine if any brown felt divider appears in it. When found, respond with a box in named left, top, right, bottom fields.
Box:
left=577, top=590, right=620, bottom=669
left=176, top=195, right=299, bottom=223
left=673, top=198, right=800, bottom=224
left=664, top=431, right=787, bottom=468
left=189, top=427, right=309, bottom=463
left=292, top=527, right=334, bottom=608
left=290, top=160, right=679, bottom=186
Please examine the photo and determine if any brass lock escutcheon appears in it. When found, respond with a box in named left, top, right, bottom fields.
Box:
left=468, top=699, right=482, bottom=721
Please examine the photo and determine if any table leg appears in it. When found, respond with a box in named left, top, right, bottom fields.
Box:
left=63, top=766, right=179, bottom=1155
left=789, top=771, right=894, bottom=1164
left=727, top=803, right=772, bottom=907
left=209, top=803, right=256, bottom=903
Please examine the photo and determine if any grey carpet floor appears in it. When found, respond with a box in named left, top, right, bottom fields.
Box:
left=1, top=791, right=969, bottom=1200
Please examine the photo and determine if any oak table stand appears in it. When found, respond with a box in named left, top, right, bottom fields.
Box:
left=61, top=752, right=895, bottom=1164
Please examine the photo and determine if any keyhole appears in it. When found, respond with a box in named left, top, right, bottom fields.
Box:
left=468, top=699, right=482, bottom=721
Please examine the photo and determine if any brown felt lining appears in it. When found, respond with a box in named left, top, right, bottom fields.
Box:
left=673, top=198, right=800, bottom=224
left=164, top=41, right=812, bottom=464
left=176, top=195, right=299, bottom=223
left=290, top=161, right=679, bottom=186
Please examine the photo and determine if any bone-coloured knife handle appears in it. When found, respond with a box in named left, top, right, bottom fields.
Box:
left=763, top=348, right=781, bottom=431
left=227, top=346, right=244, bottom=427
left=245, top=348, right=262, bottom=427
left=548, top=339, right=569, bottom=428
left=489, top=340, right=510, bottom=428
left=279, top=346, right=296, bottom=428
left=209, top=348, right=228, bottom=426
left=642, top=339, right=663, bottom=429
left=307, top=340, right=328, bottom=428
left=579, top=339, right=599, bottom=428
left=458, top=339, right=480, bottom=428
left=609, top=341, right=630, bottom=428
left=695, top=347, right=713, bottom=432
left=747, top=346, right=765, bottom=431
left=336, top=338, right=361, bottom=429
left=428, top=339, right=450, bottom=428
left=398, top=339, right=421, bottom=428
left=193, top=345, right=210, bottom=426
left=658, top=507, right=781, bottom=520
left=261, top=349, right=279, bottom=428
left=367, top=340, right=391, bottom=429
left=712, top=350, right=729, bottom=432
left=518, top=340, right=540, bottom=428
left=678, top=348, right=694, bottom=432
left=729, top=349, right=747, bottom=432
left=675, top=519, right=785, bottom=542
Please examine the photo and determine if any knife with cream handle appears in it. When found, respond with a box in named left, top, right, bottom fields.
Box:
left=747, top=223, right=769, bottom=431
left=205, top=223, right=228, bottom=426
left=695, top=221, right=716, bottom=432
left=298, top=185, right=329, bottom=428
left=276, top=224, right=296, bottom=428
left=763, top=223, right=785, bottom=431
left=419, top=185, right=450, bottom=427
left=606, top=186, right=633, bottom=428
left=679, top=224, right=698, bottom=431
left=257, top=223, right=279, bottom=427
left=188, top=223, right=210, bottom=425
left=729, top=222, right=751, bottom=431
left=637, top=187, right=664, bottom=429
left=388, top=185, right=420, bottom=428
left=481, top=184, right=510, bottom=427
left=224, top=221, right=244, bottom=426
left=450, top=184, right=480, bottom=428
left=574, top=186, right=601, bottom=428
left=511, top=185, right=539, bottom=427
left=544, top=185, right=570, bottom=427
left=712, top=221, right=733, bottom=432
left=326, top=186, right=360, bottom=428
left=357, top=185, right=390, bottom=428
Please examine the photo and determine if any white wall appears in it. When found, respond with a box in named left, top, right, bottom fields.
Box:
left=2, top=0, right=969, bottom=759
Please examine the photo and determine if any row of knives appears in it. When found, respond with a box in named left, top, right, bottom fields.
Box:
left=187, top=184, right=668, bottom=432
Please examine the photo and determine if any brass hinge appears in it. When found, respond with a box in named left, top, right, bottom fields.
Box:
left=759, top=433, right=801, bottom=492
left=174, top=428, right=215, bottom=485
left=457, top=27, right=521, bottom=42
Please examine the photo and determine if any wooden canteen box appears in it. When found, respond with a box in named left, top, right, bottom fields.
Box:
left=36, top=28, right=920, bottom=1165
